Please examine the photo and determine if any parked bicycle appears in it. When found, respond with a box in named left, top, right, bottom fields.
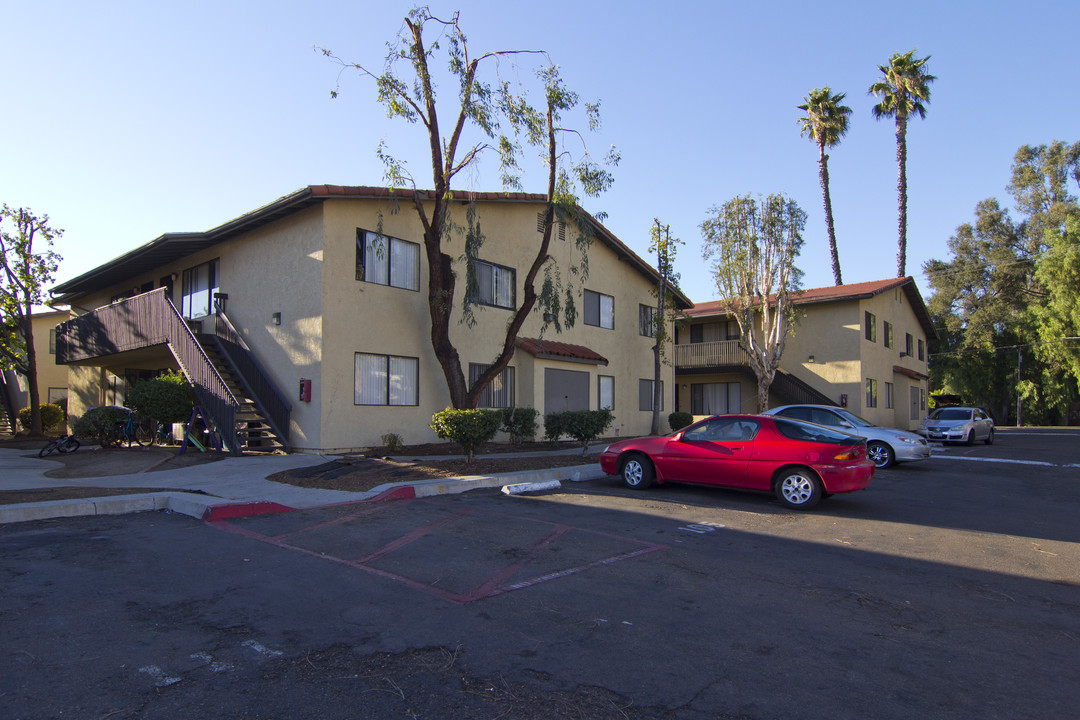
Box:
left=39, top=434, right=80, bottom=457
left=111, top=411, right=155, bottom=448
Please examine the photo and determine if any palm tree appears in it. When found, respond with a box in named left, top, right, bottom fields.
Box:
left=798, top=87, right=852, bottom=286
left=869, top=49, right=936, bottom=277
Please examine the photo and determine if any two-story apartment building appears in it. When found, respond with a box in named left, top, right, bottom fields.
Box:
left=50, top=185, right=690, bottom=453
left=674, top=278, right=936, bottom=431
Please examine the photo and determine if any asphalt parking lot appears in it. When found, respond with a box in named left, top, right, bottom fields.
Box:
left=2, top=428, right=1078, bottom=719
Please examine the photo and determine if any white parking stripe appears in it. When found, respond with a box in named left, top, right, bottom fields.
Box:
left=934, top=456, right=1057, bottom=467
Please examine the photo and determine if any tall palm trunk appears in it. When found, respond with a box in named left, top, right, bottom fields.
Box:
left=895, top=114, right=909, bottom=277
left=817, top=142, right=843, bottom=285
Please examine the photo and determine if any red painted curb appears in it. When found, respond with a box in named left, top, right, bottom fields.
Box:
left=203, top=502, right=294, bottom=522
left=365, top=486, right=416, bottom=502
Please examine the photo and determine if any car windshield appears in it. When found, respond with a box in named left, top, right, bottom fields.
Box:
left=934, top=409, right=972, bottom=421
left=835, top=409, right=875, bottom=428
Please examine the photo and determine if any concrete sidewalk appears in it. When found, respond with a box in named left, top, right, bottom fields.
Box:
left=0, top=448, right=605, bottom=525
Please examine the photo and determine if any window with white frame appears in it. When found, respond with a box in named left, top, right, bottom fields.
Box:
left=639, top=379, right=664, bottom=411
left=356, top=229, right=420, bottom=291
left=181, top=258, right=220, bottom=319
left=598, top=375, right=614, bottom=410
left=470, top=259, right=516, bottom=309
left=354, top=353, right=418, bottom=406
left=469, top=363, right=515, bottom=408
left=585, top=290, right=614, bottom=329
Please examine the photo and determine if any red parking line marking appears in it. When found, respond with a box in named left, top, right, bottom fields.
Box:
left=350, top=507, right=475, bottom=564
left=465, top=524, right=573, bottom=600
left=270, top=499, right=413, bottom=542
left=210, top=499, right=667, bottom=604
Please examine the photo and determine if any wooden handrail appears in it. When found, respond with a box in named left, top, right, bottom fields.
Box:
left=54, top=288, right=243, bottom=454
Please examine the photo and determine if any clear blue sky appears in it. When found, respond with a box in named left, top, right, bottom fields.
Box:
left=2, top=0, right=1076, bottom=306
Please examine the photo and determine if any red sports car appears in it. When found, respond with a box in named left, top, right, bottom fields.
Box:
left=599, top=414, right=874, bottom=510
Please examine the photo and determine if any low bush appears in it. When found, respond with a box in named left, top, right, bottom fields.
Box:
left=501, top=407, right=538, bottom=444
left=18, top=403, right=65, bottom=434
left=430, top=408, right=503, bottom=462
left=380, top=432, right=404, bottom=453
left=668, top=411, right=694, bottom=432
left=72, top=406, right=130, bottom=447
left=126, top=371, right=195, bottom=425
left=544, top=409, right=615, bottom=454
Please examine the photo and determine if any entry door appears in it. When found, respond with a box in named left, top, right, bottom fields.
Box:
left=544, top=368, right=590, bottom=413
left=910, top=387, right=921, bottom=421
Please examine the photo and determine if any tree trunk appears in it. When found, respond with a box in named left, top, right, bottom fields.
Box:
left=818, top=142, right=843, bottom=286
left=895, top=115, right=909, bottom=277
left=23, top=313, right=42, bottom=435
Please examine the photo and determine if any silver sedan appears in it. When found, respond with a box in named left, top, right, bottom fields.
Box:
left=763, top=404, right=932, bottom=469
left=918, top=407, right=995, bottom=445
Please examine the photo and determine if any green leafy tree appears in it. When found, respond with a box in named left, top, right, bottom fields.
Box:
left=798, top=87, right=852, bottom=285
left=319, top=8, right=616, bottom=409
left=869, top=49, right=935, bottom=277
left=925, top=141, right=1080, bottom=424
left=0, top=205, right=62, bottom=435
left=701, top=194, right=806, bottom=412
left=647, top=219, right=683, bottom=434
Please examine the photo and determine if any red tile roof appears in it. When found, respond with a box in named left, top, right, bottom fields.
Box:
left=686, top=277, right=937, bottom=339
left=515, top=337, right=608, bottom=365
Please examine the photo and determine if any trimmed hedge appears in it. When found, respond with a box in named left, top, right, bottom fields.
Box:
left=72, top=406, right=131, bottom=447
left=430, top=408, right=503, bottom=462
left=501, top=407, right=538, bottom=444
left=19, top=403, right=65, bottom=433
left=126, top=371, right=194, bottom=425
left=544, top=409, right=614, bottom=454
left=668, top=411, right=694, bottom=432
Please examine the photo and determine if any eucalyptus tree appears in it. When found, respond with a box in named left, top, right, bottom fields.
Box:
left=0, top=205, right=62, bottom=435
left=647, top=218, right=683, bottom=434
left=798, top=87, right=851, bottom=286
left=869, top=49, right=936, bottom=277
left=319, top=8, right=616, bottom=408
left=701, top=194, right=805, bottom=412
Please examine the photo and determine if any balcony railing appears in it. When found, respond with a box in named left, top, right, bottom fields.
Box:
left=55, top=288, right=242, bottom=454
left=674, top=340, right=750, bottom=369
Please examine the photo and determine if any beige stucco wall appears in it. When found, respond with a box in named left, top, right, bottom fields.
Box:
left=317, top=198, right=672, bottom=449
left=675, top=285, right=931, bottom=430
left=60, top=206, right=326, bottom=442
left=59, top=196, right=672, bottom=450
left=30, top=311, right=71, bottom=406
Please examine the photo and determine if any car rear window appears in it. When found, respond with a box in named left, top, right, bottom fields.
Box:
left=773, top=417, right=861, bottom=445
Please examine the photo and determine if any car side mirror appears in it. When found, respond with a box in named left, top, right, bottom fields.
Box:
left=840, top=421, right=854, bottom=429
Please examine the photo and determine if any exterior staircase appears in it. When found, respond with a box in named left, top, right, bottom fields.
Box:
left=54, top=288, right=290, bottom=455
left=195, top=334, right=286, bottom=452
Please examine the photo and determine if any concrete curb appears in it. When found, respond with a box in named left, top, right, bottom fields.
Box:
left=0, top=464, right=607, bottom=525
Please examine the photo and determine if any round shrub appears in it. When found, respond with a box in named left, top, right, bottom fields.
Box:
left=430, top=408, right=502, bottom=462
left=19, top=403, right=65, bottom=434
left=127, top=371, right=195, bottom=425
left=72, top=406, right=130, bottom=447
left=668, top=411, right=694, bottom=432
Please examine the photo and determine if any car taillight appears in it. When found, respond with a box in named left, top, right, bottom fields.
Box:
left=833, top=448, right=861, bottom=461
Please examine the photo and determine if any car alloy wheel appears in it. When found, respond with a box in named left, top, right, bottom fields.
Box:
left=867, top=441, right=895, bottom=469
left=775, top=469, right=822, bottom=510
left=621, top=454, right=654, bottom=490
